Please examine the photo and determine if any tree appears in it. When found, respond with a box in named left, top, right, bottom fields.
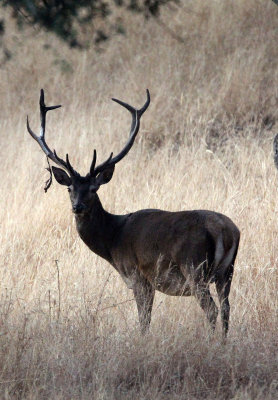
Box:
left=0, top=0, right=178, bottom=49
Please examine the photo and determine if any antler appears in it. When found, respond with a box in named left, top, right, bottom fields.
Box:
left=28, top=89, right=150, bottom=188
left=27, top=89, right=78, bottom=177
left=90, top=89, right=150, bottom=177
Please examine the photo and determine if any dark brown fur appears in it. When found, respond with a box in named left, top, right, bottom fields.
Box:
left=58, top=179, right=240, bottom=338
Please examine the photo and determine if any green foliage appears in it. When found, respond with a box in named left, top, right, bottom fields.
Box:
left=0, top=0, right=177, bottom=48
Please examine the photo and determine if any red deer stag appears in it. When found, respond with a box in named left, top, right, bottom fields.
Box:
left=27, top=89, right=240, bottom=338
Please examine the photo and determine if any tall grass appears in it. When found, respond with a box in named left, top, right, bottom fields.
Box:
left=1, top=0, right=278, bottom=398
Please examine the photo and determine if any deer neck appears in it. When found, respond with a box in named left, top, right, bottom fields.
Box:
left=74, top=193, right=123, bottom=264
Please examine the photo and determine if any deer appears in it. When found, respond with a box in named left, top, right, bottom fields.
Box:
left=27, top=89, right=240, bottom=338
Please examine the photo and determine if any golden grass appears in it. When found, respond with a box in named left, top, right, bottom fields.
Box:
left=1, top=0, right=278, bottom=398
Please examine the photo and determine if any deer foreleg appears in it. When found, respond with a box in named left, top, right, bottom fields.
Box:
left=133, top=278, right=155, bottom=335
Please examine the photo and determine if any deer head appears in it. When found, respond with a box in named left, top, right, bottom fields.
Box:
left=27, top=89, right=150, bottom=215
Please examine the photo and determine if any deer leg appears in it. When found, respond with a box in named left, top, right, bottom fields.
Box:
left=133, top=278, right=155, bottom=335
left=216, top=265, right=234, bottom=339
left=194, top=284, right=218, bottom=332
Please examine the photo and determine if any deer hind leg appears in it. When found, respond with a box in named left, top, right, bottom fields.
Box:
left=133, top=277, right=155, bottom=335
left=215, top=264, right=234, bottom=340
left=194, top=284, right=218, bottom=332
left=215, top=238, right=239, bottom=339
left=181, top=263, right=218, bottom=332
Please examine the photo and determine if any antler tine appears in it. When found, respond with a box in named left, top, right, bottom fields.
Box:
left=89, top=150, right=97, bottom=176
left=93, top=152, right=113, bottom=176
left=66, top=154, right=76, bottom=176
left=27, top=89, right=77, bottom=176
left=112, top=89, right=150, bottom=120
left=92, top=90, right=150, bottom=176
left=53, top=150, right=68, bottom=170
left=109, top=89, right=150, bottom=163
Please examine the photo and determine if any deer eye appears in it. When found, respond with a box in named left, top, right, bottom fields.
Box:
left=67, top=187, right=71, bottom=193
left=90, top=185, right=97, bottom=193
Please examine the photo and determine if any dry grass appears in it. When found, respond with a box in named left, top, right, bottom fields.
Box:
left=1, top=0, right=278, bottom=398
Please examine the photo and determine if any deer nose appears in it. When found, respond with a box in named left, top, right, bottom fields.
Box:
left=73, top=204, right=86, bottom=214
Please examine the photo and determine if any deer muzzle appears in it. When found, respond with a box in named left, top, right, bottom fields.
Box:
left=72, top=203, right=86, bottom=214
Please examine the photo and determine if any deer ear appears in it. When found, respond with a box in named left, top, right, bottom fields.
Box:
left=95, top=164, right=115, bottom=186
left=52, top=166, right=71, bottom=186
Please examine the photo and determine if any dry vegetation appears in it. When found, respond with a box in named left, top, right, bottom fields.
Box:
left=1, top=0, right=278, bottom=398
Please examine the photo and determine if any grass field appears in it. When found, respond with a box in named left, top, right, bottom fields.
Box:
left=1, top=0, right=278, bottom=398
